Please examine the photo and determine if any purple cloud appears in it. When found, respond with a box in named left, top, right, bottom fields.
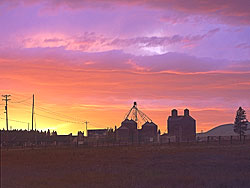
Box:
left=19, top=28, right=220, bottom=55
left=235, top=43, right=250, bottom=50
left=0, top=47, right=247, bottom=73
left=1, top=0, right=250, bottom=25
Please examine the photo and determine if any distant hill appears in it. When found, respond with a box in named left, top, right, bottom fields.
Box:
left=197, top=122, right=250, bottom=137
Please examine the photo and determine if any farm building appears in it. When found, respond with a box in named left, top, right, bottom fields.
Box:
left=116, top=119, right=138, bottom=143
left=167, top=109, right=196, bottom=142
left=116, top=102, right=160, bottom=143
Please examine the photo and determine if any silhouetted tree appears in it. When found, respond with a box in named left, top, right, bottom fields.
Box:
left=52, top=131, right=57, bottom=136
left=234, top=107, right=248, bottom=141
left=47, top=129, right=50, bottom=136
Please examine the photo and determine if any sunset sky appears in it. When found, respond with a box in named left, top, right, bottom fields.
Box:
left=0, top=0, right=250, bottom=135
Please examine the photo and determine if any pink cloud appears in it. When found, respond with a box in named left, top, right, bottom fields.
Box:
left=235, top=43, right=250, bottom=50
left=19, top=29, right=219, bottom=55
left=44, top=38, right=64, bottom=43
left=1, top=47, right=249, bottom=74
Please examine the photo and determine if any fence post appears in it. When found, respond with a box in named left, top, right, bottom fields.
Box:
left=207, top=136, right=209, bottom=144
left=230, top=136, right=233, bottom=144
left=168, top=138, right=170, bottom=144
left=243, top=135, right=246, bottom=144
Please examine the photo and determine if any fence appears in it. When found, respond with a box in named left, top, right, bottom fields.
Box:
left=1, top=133, right=250, bottom=149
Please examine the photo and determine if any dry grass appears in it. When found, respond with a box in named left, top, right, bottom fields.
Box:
left=1, top=144, right=250, bottom=188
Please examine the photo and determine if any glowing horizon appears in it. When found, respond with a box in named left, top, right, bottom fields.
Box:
left=0, top=0, right=250, bottom=135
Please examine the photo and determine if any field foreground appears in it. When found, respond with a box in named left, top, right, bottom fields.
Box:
left=1, top=144, right=250, bottom=188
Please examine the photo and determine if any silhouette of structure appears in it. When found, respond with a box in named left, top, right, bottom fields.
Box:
left=84, top=121, right=89, bottom=137
left=86, top=129, right=114, bottom=143
left=167, top=109, right=196, bottom=142
left=88, top=129, right=108, bottom=138
left=116, top=102, right=159, bottom=143
left=2, top=95, right=11, bottom=131
left=116, top=119, right=138, bottom=143
left=0, top=100, right=200, bottom=146
left=139, top=121, right=159, bottom=143
left=0, top=129, right=76, bottom=147
left=31, top=94, right=34, bottom=130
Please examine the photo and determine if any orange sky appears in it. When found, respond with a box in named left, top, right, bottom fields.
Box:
left=1, top=56, right=249, bottom=135
left=0, top=0, right=250, bottom=135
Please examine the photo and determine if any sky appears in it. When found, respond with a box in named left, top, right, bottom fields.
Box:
left=0, top=0, right=250, bottom=135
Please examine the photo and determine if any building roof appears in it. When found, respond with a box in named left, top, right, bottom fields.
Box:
left=142, top=122, right=157, bottom=126
left=168, top=115, right=195, bottom=121
left=122, top=119, right=137, bottom=123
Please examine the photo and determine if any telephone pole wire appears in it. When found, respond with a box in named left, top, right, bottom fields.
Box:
left=2, top=95, right=11, bottom=131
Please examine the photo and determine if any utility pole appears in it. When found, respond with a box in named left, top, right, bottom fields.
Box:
left=84, top=121, right=89, bottom=137
left=28, top=123, right=29, bottom=131
left=2, top=95, right=11, bottom=131
left=32, top=94, right=34, bottom=131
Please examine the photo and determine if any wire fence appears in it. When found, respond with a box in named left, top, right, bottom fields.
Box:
left=1, top=131, right=250, bottom=149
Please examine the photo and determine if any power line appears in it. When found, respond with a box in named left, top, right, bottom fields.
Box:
left=8, top=99, right=31, bottom=109
left=35, top=106, right=85, bottom=122
left=7, top=93, right=32, bottom=99
left=0, top=117, right=28, bottom=124
left=2, top=95, right=107, bottom=132
left=10, top=96, right=32, bottom=104
left=35, top=113, right=83, bottom=124
left=20, top=109, right=78, bottom=123
left=9, top=99, right=85, bottom=123
left=9, top=101, right=80, bottom=123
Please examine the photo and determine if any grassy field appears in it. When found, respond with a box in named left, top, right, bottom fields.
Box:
left=1, top=144, right=250, bottom=188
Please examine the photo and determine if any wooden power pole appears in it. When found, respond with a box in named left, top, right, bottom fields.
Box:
left=2, top=95, right=11, bottom=131
left=84, top=121, right=89, bottom=137
left=32, top=94, right=34, bottom=131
